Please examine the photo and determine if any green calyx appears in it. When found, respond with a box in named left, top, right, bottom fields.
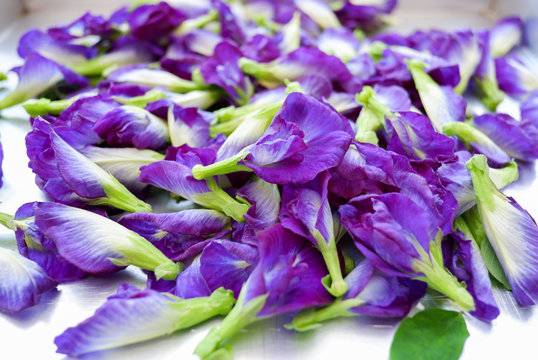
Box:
left=355, top=85, right=394, bottom=145
left=174, top=9, right=218, bottom=36
left=411, top=233, right=475, bottom=312
left=466, top=154, right=507, bottom=212
left=0, top=90, right=29, bottom=111
left=314, top=230, right=348, bottom=297
left=0, top=212, right=15, bottom=231
left=194, top=287, right=268, bottom=360
left=442, top=121, right=498, bottom=152
left=89, top=178, right=152, bottom=213
left=238, top=58, right=280, bottom=83
left=108, top=231, right=183, bottom=280
left=285, top=297, right=363, bottom=332
left=192, top=150, right=252, bottom=180
left=192, top=177, right=251, bottom=223
left=23, top=97, right=81, bottom=117
left=113, top=89, right=167, bottom=108
left=474, top=76, right=505, bottom=112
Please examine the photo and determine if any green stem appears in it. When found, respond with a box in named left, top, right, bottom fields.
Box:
left=411, top=240, right=475, bottom=312
left=0, top=91, right=28, bottom=110
left=174, top=9, right=218, bottom=36
left=314, top=231, right=348, bottom=297
left=194, top=289, right=268, bottom=359
left=192, top=150, right=252, bottom=180
left=0, top=212, right=15, bottom=231
left=285, top=297, right=363, bottom=332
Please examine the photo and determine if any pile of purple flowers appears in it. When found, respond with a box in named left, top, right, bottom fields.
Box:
left=1, top=0, right=538, bottom=358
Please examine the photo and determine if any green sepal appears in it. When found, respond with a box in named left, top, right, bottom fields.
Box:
left=489, top=161, right=518, bottom=189
left=465, top=154, right=507, bottom=211
left=368, top=41, right=388, bottom=62
left=194, top=288, right=268, bottom=360
left=238, top=58, right=280, bottom=83
left=314, top=230, right=348, bottom=297
left=191, top=149, right=252, bottom=180
left=442, top=121, right=501, bottom=154
left=411, top=237, right=475, bottom=312
left=88, top=178, right=152, bottom=213
left=354, top=85, right=394, bottom=145
left=474, top=76, right=505, bottom=112
left=191, top=177, right=251, bottom=223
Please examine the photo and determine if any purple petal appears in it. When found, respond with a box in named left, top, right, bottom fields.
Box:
left=386, top=111, right=456, bottom=162
left=473, top=113, right=538, bottom=161
left=495, top=55, right=538, bottom=97
left=444, top=232, right=500, bottom=321
left=243, top=224, right=332, bottom=317
left=93, top=106, right=169, bottom=150
left=128, top=2, right=186, bottom=41
left=340, top=193, right=434, bottom=277
left=237, top=178, right=280, bottom=230
left=0, top=247, right=57, bottom=313
left=243, top=93, right=353, bottom=184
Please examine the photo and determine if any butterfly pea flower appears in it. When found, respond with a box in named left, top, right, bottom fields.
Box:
left=386, top=111, right=456, bottom=162
left=192, top=92, right=353, bottom=185
left=340, top=193, right=475, bottom=312
left=106, top=64, right=202, bottom=93
left=448, top=218, right=500, bottom=321
left=0, top=246, right=57, bottom=313
left=119, top=209, right=230, bottom=261
left=50, top=94, right=119, bottom=148
left=176, top=240, right=258, bottom=299
left=0, top=53, right=88, bottom=111
left=200, top=41, right=253, bottom=105
left=241, top=34, right=281, bottom=63
left=194, top=224, right=333, bottom=359
left=490, top=17, right=524, bottom=58
left=328, top=141, right=398, bottom=201
left=34, top=202, right=182, bottom=280
left=442, top=121, right=511, bottom=165
left=71, top=35, right=161, bottom=77
left=472, top=113, right=538, bottom=161
left=138, top=145, right=250, bottom=223
left=239, top=47, right=352, bottom=89
left=467, top=154, right=538, bottom=306
left=214, top=0, right=247, bottom=45
left=354, top=85, right=411, bottom=145
left=335, top=0, right=396, bottom=30
left=46, top=11, right=114, bottom=41
left=437, top=151, right=518, bottom=217
left=54, top=284, right=235, bottom=357
left=12, top=202, right=86, bottom=282
left=406, top=59, right=466, bottom=132
left=409, top=29, right=481, bottom=94
left=26, top=118, right=151, bottom=213
left=286, top=259, right=427, bottom=331
left=80, top=146, right=164, bottom=193
left=280, top=172, right=347, bottom=297
left=17, top=29, right=97, bottom=69
left=128, top=2, right=186, bottom=41
left=93, top=105, right=169, bottom=150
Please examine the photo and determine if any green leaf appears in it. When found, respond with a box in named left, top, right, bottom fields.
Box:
left=390, top=308, right=469, bottom=360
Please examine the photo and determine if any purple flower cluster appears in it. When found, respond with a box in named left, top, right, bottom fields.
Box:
left=0, top=1, right=538, bottom=359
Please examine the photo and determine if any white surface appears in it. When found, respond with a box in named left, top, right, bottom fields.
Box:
left=0, top=1, right=538, bottom=360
